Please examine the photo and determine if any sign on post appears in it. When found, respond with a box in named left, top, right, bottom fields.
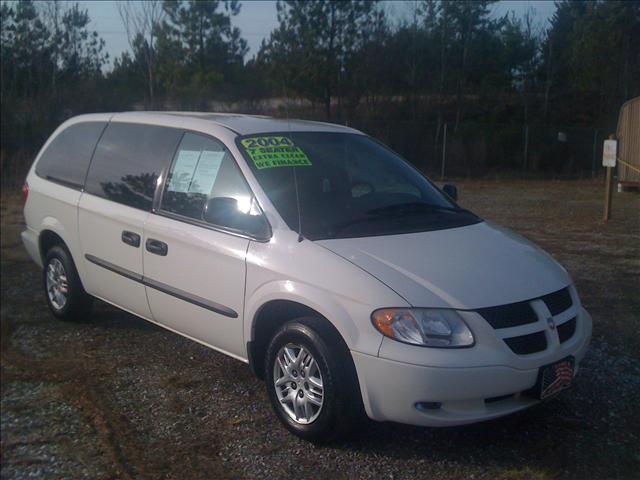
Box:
left=603, top=139, right=617, bottom=167
left=603, top=136, right=617, bottom=221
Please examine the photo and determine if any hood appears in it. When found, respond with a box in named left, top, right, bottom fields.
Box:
left=317, top=222, right=571, bottom=310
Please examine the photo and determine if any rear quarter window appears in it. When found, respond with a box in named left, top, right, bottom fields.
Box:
left=84, top=122, right=183, bottom=211
left=35, top=122, right=107, bottom=189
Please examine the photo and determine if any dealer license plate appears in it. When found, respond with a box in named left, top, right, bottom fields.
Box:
left=531, top=356, right=575, bottom=400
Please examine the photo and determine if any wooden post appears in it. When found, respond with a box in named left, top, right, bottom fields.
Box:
left=603, top=134, right=615, bottom=222
left=604, top=166, right=613, bottom=221
left=441, top=123, right=447, bottom=180
left=523, top=124, right=529, bottom=172
left=591, top=129, right=598, bottom=178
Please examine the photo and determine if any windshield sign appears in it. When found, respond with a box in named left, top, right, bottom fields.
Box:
left=240, top=136, right=312, bottom=169
left=237, top=132, right=481, bottom=240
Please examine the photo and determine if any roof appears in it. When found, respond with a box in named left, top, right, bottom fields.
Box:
left=116, top=111, right=361, bottom=136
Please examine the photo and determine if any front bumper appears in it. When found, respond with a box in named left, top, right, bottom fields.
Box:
left=353, top=307, right=592, bottom=427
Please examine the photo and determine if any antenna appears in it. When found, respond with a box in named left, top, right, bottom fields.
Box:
left=282, top=78, right=304, bottom=242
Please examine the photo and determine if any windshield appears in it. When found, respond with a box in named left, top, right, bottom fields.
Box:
left=237, top=132, right=481, bottom=240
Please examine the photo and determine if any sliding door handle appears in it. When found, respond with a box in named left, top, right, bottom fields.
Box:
left=145, top=238, right=168, bottom=256
left=121, top=231, right=141, bottom=247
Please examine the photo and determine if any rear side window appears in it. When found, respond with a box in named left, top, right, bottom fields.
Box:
left=85, top=122, right=182, bottom=210
left=36, top=122, right=107, bottom=189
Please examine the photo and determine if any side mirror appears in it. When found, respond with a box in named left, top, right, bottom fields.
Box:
left=442, top=184, right=458, bottom=201
left=203, top=197, right=238, bottom=225
left=202, top=196, right=270, bottom=239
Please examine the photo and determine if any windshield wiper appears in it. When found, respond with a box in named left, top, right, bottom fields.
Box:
left=365, top=202, right=462, bottom=216
left=329, top=203, right=465, bottom=236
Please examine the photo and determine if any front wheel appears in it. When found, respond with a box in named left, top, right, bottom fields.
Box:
left=264, top=317, right=365, bottom=442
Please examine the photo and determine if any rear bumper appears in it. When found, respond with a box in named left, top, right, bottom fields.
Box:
left=353, top=309, right=592, bottom=427
left=21, top=228, right=42, bottom=268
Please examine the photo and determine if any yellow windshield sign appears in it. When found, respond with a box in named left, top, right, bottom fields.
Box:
left=241, top=136, right=312, bottom=169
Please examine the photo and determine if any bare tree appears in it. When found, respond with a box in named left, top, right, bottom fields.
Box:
left=519, top=8, right=542, bottom=126
left=42, top=1, right=63, bottom=92
left=117, top=0, right=164, bottom=105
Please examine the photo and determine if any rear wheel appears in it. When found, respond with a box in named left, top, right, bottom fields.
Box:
left=265, top=317, right=365, bottom=442
left=43, top=245, right=92, bottom=321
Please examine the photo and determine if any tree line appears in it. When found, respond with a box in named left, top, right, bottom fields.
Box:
left=1, top=0, right=639, bottom=174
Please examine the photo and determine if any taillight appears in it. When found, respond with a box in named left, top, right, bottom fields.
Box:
left=22, top=182, right=29, bottom=204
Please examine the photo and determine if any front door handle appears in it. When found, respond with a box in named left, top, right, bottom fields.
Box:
left=145, top=238, right=168, bottom=256
left=121, top=230, right=141, bottom=247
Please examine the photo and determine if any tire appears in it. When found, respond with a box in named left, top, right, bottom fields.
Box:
left=43, top=245, right=93, bottom=321
left=264, top=317, right=365, bottom=442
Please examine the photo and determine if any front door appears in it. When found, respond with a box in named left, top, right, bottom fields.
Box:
left=142, top=132, right=263, bottom=360
left=142, top=215, right=249, bottom=359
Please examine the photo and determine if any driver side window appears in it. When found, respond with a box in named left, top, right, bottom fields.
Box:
left=161, top=133, right=268, bottom=238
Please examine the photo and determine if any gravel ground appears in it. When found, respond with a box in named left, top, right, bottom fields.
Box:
left=1, top=179, right=639, bottom=480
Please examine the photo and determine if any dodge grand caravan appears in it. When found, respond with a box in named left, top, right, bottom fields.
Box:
left=22, top=112, right=592, bottom=441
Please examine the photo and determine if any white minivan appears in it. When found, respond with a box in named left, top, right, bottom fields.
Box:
left=22, top=112, right=591, bottom=441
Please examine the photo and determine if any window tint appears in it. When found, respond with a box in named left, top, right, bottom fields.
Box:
left=85, top=122, right=182, bottom=210
left=36, top=122, right=107, bottom=189
left=239, top=132, right=480, bottom=240
left=161, top=133, right=268, bottom=238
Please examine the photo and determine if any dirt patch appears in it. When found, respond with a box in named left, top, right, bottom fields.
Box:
left=1, top=181, right=639, bottom=479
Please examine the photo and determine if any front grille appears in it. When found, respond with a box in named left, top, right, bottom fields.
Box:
left=478, top=287, right=573, bottom=331
left=557, top=317, right=577, bottom=343
left=504, top=331, right=547, bottom=355
left=541, top=288, right=572, bottom=315
left=477, top=302, right=538, bottom=329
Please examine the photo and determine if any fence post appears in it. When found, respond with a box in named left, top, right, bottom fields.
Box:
left=603, top=133, right=616, bottom=221
left=441, top=123, right=447, bottom=180
left=523, top=124, right=529, bottom=172
left=592, top=128, right=598, bottom=178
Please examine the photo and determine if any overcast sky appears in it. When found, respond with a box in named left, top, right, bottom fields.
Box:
left=77, top=0, right=557, bottom=66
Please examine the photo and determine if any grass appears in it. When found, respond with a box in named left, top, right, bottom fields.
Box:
left=1, top=179, right=639, bottom=480
left=456, top=179, right=639, bottom=356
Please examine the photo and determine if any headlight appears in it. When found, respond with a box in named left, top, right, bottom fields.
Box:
left=371, top=308, right=474, bottom=348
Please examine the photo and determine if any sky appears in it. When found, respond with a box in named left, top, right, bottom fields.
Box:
left=78, top=0, right=557, bottom=66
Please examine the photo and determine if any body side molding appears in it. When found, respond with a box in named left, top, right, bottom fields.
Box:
left=84, top=254, right=238, bottom=318
left=85, top=254, right=143, bottom=282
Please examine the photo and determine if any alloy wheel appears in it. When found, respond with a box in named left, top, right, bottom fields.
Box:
left=273, top=342, right=324, bottom=424
left=46, top=258, right=68, bottom=310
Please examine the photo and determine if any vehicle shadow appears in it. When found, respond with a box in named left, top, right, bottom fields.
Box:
left=77, top=301, right=163, bottom=332
left=331, top=391, right=605, bottom=476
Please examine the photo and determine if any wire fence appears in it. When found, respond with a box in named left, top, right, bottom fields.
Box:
left=1, top=120, right=611, bottom=193
left=351, top=120, right=609, bottom=180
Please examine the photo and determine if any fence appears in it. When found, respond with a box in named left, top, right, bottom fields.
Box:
left=1, top=119, right=609, bottom=193
left=351, top=120, right=608, bottom=179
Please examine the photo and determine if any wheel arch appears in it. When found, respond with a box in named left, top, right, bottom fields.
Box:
left=244, top=278, right=386, bottom=378
left=247, top=298, right=356, bottom=382
left=38, top=220, right=88, bottom=288
left=39, top=229, right=67, bottom=263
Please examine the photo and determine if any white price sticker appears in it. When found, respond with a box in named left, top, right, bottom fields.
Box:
left=168, top=150, right=201, bottom=193
left=189, top=151, right=224, bottom=194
